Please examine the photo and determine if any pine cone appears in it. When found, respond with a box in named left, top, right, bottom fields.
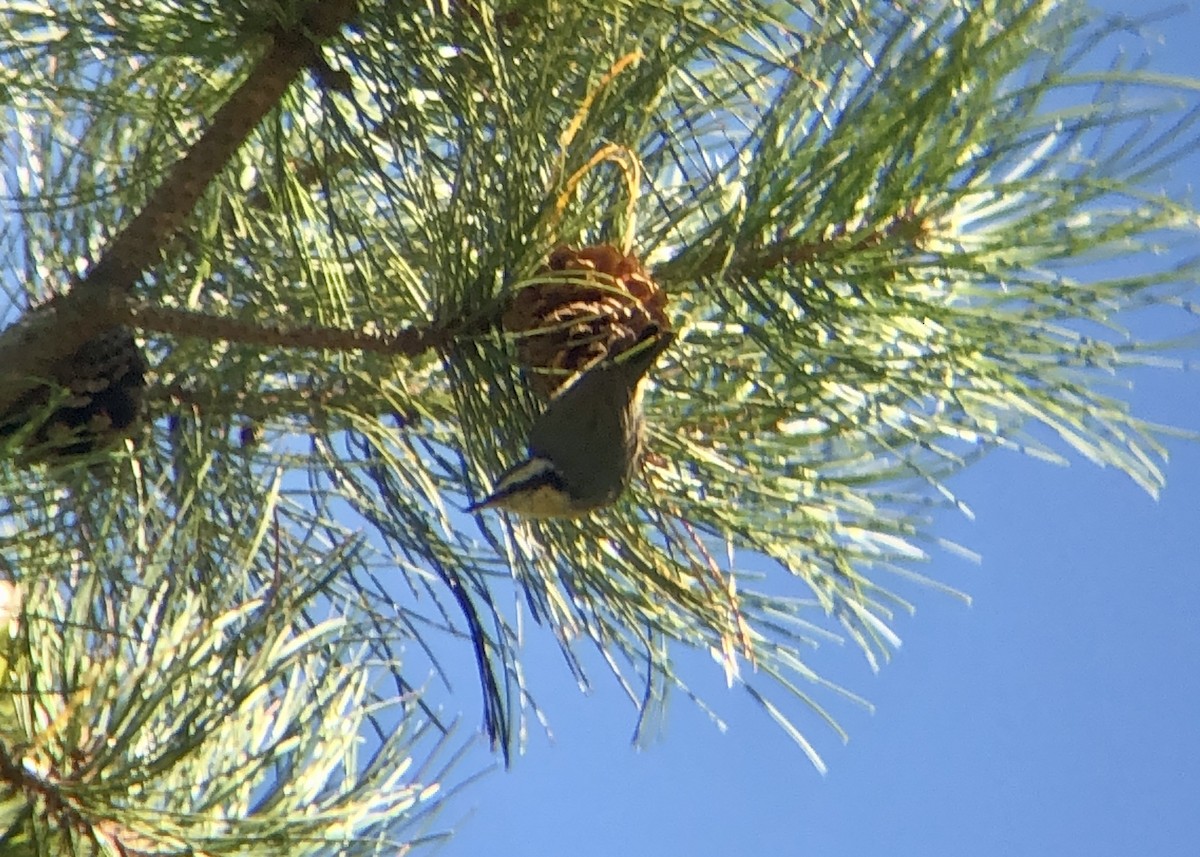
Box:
left=0, top=322, right=146, bottom=461
left=503, top=244, right=669, bottom=397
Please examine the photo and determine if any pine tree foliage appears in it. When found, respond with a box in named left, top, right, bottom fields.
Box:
left=0, top=0, right=1198, bottom=852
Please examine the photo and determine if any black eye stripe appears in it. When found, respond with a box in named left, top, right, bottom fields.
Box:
left=491, top=464, right=568, bottom=501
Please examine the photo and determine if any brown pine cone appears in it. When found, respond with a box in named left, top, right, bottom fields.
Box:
left=0, top=323, right=146, bottom=461
left=503, top=244, right=669, bottom=397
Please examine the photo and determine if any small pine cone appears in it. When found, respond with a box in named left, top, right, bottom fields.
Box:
left=1, top=323, right=146, bottom=461
left=503, top=244, right=669, bottom=397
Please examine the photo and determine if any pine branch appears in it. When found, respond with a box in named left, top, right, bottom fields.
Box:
left=0, top=0, right=361, bottom=424
left=1, top=4, right=1199, bottom=842
left=81, top=0, right=361, bottom=296
left=131, top=301, right=454, bottom=356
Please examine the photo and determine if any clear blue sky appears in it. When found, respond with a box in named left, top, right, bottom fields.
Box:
left=435, top=6, right=1200, bottom=856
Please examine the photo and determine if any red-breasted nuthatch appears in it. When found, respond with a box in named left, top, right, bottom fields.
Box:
left=469, top=326, right=674, bottom=518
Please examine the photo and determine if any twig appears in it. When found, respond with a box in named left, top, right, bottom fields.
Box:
left=130, top=302, right=448, bottom=357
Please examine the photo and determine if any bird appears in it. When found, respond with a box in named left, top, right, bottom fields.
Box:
left=468, top=325, right=674, bottom=518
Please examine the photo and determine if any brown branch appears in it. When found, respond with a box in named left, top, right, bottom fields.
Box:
left=656, top=206, right=931, bottom=286
left=0, top=0, right=360, bottom=422
left=79, top=0, right=361, bottom=296
left=130, top=303, right=450, bottom=357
